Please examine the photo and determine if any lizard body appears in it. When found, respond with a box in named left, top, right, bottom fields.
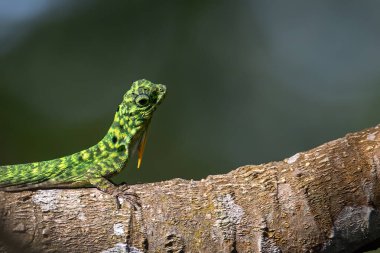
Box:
left=0, top=79, right=166, bottom=199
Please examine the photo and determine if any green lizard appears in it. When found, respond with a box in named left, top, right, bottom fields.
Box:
left=0, top=79, right=166, bottom=206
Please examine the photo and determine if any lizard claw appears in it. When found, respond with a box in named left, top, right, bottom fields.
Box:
left=111, top=184, right=140, bottom=209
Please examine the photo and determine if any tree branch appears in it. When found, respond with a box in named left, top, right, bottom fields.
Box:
left=1, top=125, right=380, bottom=252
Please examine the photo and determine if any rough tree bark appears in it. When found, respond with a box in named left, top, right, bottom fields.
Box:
left=1, top=125, right=380, bottom=253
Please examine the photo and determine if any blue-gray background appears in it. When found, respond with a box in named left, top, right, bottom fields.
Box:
left=0, top=1, right=379, bottom=187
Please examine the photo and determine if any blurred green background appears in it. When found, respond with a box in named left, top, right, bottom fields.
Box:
left=0, top=0, right=379, bottom=187
left=1, top=1, right=380, bottom=251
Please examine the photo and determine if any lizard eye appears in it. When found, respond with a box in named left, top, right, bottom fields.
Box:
left=135, top=94, right=150, bottom=107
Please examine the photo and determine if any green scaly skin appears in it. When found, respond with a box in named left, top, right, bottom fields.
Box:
left=0, top=79, right=166, bottom=202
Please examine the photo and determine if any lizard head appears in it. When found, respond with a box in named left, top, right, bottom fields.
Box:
left=121, top=79, right=166, bottom=122
left=116, top=79, right=166, bottom=168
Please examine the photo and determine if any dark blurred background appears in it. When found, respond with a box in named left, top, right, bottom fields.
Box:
left=0, top=0, right=380, bottom=186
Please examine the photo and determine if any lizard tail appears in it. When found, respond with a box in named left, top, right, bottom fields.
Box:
left=0, top=161, right=60, bottom=190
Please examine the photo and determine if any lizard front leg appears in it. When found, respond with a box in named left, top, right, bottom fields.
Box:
left=88, top=176, right=139, bottom=209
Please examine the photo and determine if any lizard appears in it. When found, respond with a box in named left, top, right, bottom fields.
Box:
left=0, top=79, right=166, bottom=207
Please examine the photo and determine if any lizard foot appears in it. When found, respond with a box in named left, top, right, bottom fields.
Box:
left=111, top=184, right=140, bottom=210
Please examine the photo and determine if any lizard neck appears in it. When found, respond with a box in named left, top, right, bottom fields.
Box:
left=99, top=109, right=148, bottom=156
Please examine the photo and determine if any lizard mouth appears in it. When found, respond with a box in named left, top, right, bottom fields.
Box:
left=141, top=86, right=166, bottom=117
left=156, top=84, right=166, bottom=103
